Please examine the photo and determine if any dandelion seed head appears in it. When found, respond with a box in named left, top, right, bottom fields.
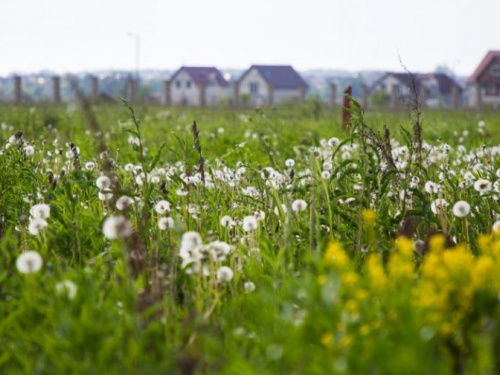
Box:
left=292, top=199, right=308, bottom=213
left=28, top=218, right=48, bottom=235
left=158, top=217, right=174, bottom=230
left=155, top=200, right=171, bottom=214
left=30, top=204, right=50, bottom=219
left=16, top=251, right=43, bottom=274
left=242, top=216, right=258, bottom=232
left=96, top=175, right=111, bottom=190
left=452, top=201, right=471, bottom=218
left=216, top=266, right=234, bottom=282
left=103, top=216, right=132, bottom=240
left=56, top=280, right=77, bottom=299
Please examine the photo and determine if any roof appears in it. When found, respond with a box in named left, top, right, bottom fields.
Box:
left=370, top=72, right=421, bottom=94
left=469, top=50, right=500, bottom=83
left=420, top=73, right=462, bottom=94
left=171, top=66, right=230, bottom=87
left=239, top=65, right=307, bottom=89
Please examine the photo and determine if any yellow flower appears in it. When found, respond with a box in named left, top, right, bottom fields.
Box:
left=366, top=254, right=387, bottom=292
left=317, top=274, right=328, bottom=286
left=324, top=242, right=350, bottom=269
left=341, top=271, right=359, bottom=288
left=321, top=332, right=334, bottom=348
left=362, top=209, right=378, bottom=227
left=395, top=236, right=413, bottom=258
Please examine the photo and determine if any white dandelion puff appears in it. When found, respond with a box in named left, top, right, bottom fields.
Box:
left=30, top=204, right=50, bottom=219
left=291, top=199, right=308, bottom=213
left=28, top=218, right=48, bottom=236
left=102, top=216, right=132, bottom=240
left=16, top=251, right=43, bottom=274
left=216, top=266, right=234, bottom=282
left=452, top=201, right=471, bottom=218
left=155, top=200, right=171, bottom=214
left=56, top=280, right=78, bottom=300
left=116, top=196, right=134, bottom=211
left=96, top=175, right=111, bottom=190
left=158, top=217, right=174, bottom=230
left=244, top=281, right=256, bottom=293
left=242, top=216, right=258, bottom=232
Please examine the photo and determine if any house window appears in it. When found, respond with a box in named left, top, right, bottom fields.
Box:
left=176, top=80, right=181, bottom=88
left=250, top=82, right=259, bottom=96
left=186, top=80, right=191, bottom=88
left=492, top=66, right=500, bottom=77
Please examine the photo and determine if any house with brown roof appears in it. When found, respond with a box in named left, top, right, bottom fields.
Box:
left=236, top=65, right=307, bottom=106
left=169, top=66, right=230, bottom=106
left=468, top=50, right=500, bottom=108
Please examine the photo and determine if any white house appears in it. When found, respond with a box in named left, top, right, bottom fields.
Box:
left=168, top=66, right=230, bottom=106
left=237, top=65, right=307, bottom=106
left=370, top=72, right=421, bottom=103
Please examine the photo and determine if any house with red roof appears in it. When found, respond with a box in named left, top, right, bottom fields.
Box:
left=169, top=66, right=230, bottom=106
left=468, top=50, right=500, bottom=108
left=236, top=65, right=307, bottom=106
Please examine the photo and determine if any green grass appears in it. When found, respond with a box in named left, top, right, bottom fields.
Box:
left=0, top=101, right=500, bottom=374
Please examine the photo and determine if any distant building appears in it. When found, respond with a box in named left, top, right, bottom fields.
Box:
left=419, top=73, right=462, bottom=108
left=468, top=50, right=500, bottom=108
left=169, top=66, right=230, bottom=106
left=370, top=72, right=421, bottom=103
left=370, top=72, right=461, bottom=108
left=237, top=65, right=307, bottom=106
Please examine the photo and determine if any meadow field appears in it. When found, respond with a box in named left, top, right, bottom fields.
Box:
left=1, top=100, right=500, bottom=374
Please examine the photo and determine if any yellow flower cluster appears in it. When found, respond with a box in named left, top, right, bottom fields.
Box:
left=319, top=233, right=500, bottom=354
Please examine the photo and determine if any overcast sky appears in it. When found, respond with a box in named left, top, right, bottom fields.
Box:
left=0, top=0, right=498, bottom=76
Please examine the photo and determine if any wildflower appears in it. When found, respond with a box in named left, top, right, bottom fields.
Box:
left=98, top=191, right=113, bottom=201
left=154, top=200, right=171, bottom=214
left=116, top=196, right=134, bottom=211
left=431, top=198, right=448, bottom=215
left=30, top=204, right=50, bottom=219
left=180, top=231, right=203, bottom=254
left=452, top=201, right=470, bottom=218
left=220, top=215, right=234, bottom=227
left=291, top=199, right=307, bottom=213
left=217, top=266, right=234, bottom=282
left=321, top=171, right=331, bottom=179
left=474, top=178, right=492, bottom=194
left=327, top=137, right=340, bottom=147
left=208, top=241, right=232, bottom=261
left=242, top=216, right=258, bottom=232
left=285, top=159, right=295, bottom=168
left=158, top=217, right=174, bottom=230
left=362, top=209, right=377, bottom=227
left=28, top=218, right=48, bottom=235
left=96, top=175, right=111, bottom=190
left=324, top=242, right=349, bottom=269
left=492, top=220, right=500, bottom=233
left=16, top=251, right=43, bottom=274
left=85, top=161, right=95, bottom=171
left=244, top=281, right=256, bottom=293
left=424, top=181, right=439, bottom=194
left=56, top=280, right=77, bottom=299
left=24, top=145, right=35, bottom=156
left=102, top=216, right=132, bottom=240
left=176, top=189, right=188, bottom=196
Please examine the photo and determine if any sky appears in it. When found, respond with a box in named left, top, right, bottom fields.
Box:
left=0, top=0, right=498, bottom=77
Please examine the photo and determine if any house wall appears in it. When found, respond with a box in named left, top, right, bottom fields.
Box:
left=170, top=70, right=230, bottom=106
left=372, top=76, right=412, bottom=97
left=171, top=70, right=200, bottom=106
left=239, top=68, right=302, bottom=105
left=238, top=68, right=269, bottom=106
